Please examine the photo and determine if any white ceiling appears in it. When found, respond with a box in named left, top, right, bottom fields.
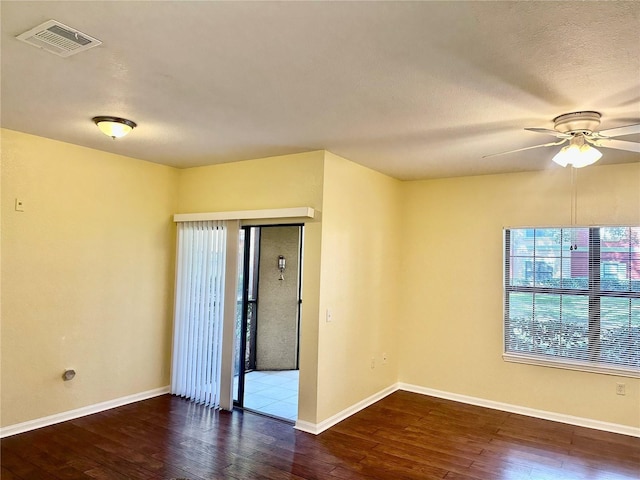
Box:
left=1, top=1, right=639, bottom=180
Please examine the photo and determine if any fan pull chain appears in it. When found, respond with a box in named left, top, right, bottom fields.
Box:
left=569, top=167, right=578, bottom=250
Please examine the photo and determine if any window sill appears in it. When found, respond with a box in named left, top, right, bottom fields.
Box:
left=503, top=352, right=640, bottom=379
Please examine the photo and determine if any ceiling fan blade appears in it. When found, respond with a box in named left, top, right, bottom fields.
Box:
left=596, top=124, right=640, bottom=138
left=482, top=139, right=567, bottom=159
left=524, top=128, right=572, bottom=138
left=595, top=138, right=640, bottom=153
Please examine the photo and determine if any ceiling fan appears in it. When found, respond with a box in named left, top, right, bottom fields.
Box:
left=484, top=111, right=640, bottom=168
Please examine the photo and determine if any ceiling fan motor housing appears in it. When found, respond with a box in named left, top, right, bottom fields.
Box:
left=553, top=111, right=601, bottom=134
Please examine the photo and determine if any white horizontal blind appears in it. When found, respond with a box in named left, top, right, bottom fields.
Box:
left=504, top=227, right=639, bottom=376
left=171, top=220, right=227, bottom=407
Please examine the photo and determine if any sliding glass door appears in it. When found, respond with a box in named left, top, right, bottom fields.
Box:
left=234, top=225, right=302, bottom=422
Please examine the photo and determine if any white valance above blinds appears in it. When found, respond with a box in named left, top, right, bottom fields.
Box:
left=173, top=207, right=314, bottom=223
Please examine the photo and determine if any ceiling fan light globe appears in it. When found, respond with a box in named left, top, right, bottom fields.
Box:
left=572, top=145, right=602, bottom=168
left=552, top=145, right=572, bottom=167
left=552, top=143, right=602, bottom=168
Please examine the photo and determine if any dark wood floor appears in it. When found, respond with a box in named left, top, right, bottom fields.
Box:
left=2, top=391, right=639, bottom=479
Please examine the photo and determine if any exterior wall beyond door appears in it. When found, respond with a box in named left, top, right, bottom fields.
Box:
left=256, top=226, right=301, bottom=370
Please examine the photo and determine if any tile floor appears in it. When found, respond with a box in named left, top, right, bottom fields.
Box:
left=235, top=370, right=299, bottom=422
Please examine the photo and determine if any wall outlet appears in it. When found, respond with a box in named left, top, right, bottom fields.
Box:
left=616, top=383, right=626, bottom=396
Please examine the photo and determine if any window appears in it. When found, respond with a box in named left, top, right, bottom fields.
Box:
left=504, top=226, right=640, bottom=377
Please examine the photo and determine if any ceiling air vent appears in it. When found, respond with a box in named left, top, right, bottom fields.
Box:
left=16, top=20, right=101, bottom=57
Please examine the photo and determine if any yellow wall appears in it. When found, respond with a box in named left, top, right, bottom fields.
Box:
left=317, top=152, right=401, bottom=421
left=1, top=129, right=179, bottom=427
left=2, top=127, right=638, bottom=432
left=177, top=151, right=325, bottom=213
left=398, top=163, right=640, bottom=427
left=176, top=151, right=325, bottom=423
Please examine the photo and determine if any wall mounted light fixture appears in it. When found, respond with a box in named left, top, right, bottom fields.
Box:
left=278, top=255, right=286, bottom=281
left=93, top=116, right=137, bottom=139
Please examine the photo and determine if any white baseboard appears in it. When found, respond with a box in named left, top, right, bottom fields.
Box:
left=295, top=383, right=398, bottom=435
left=4, top=382, right=637, bottom=439
left=296, top=382, right=639, bottom=438
left=398, top=383, right=640, bottom=438
left=0, top=386, right=170, bottom=438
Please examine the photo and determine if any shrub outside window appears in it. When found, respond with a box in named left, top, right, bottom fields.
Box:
left=504, top=226, right=640, bottom=377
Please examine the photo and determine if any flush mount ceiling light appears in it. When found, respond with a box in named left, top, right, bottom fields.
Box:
left=92, top=116, right=137, bottom=139
left=551, top=133, right=602, bottom=168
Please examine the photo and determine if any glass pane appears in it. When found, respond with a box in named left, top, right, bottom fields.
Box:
left=506, top=293, right=533, bottom=353
left=600, top=297, right=640, bottom=367
left=508, top=228, right=589, bottom=289
left=561, top=228, right=588, bottom=252
left=601, top=257, right=630, bottom=291
left=601, top=227, right=631, bottom=292
left=533, top=294, right=561, bottom=355
left=534, top=258, right=560, bottom=288
left=509, top=229, right=534, bottom=287
left=632, top=227, right=640, bottom=256
left=632, top=259, right=640, bottom=292
left=632, top=298, right=640, bottom=328
left=507, top=293, right=591, bottom=360
left=630, top=299, right=640, bottom=367
left=601, top=226, right=629, bottom=243
left=245, top=302, right=257, bottom=369
left=247, top=228, right=260, bottom=301
left=632, top=227, right=640, bottom=291
left=559, top=295, right=589, bottom=360
left=561, top=228, right=589, bottom=290
left=535, top=228, right=561, bottom=258
left=510, top=257, right=533, bottom=287
left=510, top=229, right=535, bottom=257
left=532, top=229, right=562, bottom=288
left=233, top=229, right=246, bottom=403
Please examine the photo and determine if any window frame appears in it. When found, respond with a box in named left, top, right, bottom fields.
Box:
left=503, top=226, right=640, bottom=379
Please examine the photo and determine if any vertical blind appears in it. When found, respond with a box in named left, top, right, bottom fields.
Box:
left=504, top=226, right=640, bottom=376
left=171, top=220, right=227, bottom=407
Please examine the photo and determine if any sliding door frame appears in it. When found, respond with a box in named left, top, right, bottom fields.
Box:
left=172, top=208, right=314, bottom=412
left=234, top=223, right=304, bottom=410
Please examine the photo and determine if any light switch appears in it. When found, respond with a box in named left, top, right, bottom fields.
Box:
left=15, top=198, right=24, bottom=211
